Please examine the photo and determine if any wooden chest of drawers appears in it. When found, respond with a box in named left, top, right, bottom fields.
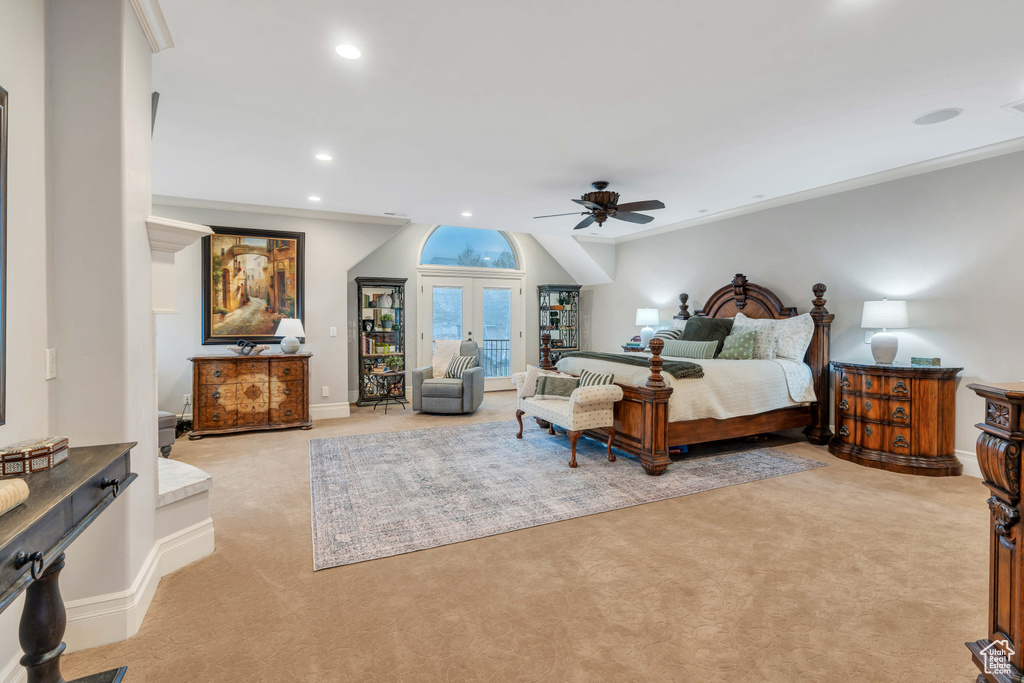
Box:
left=828, top=361, right=962, bottom=476
left=189, top=353, right=312, bottom=439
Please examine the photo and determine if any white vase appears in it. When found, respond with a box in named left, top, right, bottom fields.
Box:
left=380, top=294, right=393, bottom=308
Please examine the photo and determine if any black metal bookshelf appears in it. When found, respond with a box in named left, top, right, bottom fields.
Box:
left=355, top=277, right=407, bottom=407
left=538, top=284, right=581, bottom=363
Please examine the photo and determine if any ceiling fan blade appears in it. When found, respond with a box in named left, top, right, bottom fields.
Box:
left=572, top=199, right=604, bottom=211
left=615, top=200, right=665, bottom=212
left=611, top=211, right=655, bottom=225
left=573, top=215, right=596, bottom=230
left=533, top=211, right=585, bottom=219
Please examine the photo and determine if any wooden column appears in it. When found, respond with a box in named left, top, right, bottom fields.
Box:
left=967, top=382, right=1024, bottom=682
left=539, top=333, right=554, bottom=370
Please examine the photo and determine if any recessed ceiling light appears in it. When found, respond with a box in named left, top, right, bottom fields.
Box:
left=308, top=196, right=322, bottom=202
left=335, top=44, right=361, bottom=60
left=698, top=209, right=709, bottom=214
left=461, top=211, right=472, bottom=217
left=315, top=153, right=332, bottom=161
left=753, top=195, right=766, bottom=199
left=913, top=108, right=963, bottom=125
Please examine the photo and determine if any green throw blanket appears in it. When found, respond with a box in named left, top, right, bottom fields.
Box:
left=557, top=351, right=704, bottom=379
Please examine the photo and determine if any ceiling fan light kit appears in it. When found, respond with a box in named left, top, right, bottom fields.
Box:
left=533, top=181, right=666, bottom=231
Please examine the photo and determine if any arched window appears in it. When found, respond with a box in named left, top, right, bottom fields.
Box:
left=419, top=226, right=518, bottom=269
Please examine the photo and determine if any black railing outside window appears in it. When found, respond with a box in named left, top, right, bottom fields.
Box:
left=482, top=339, right=511, bottom=378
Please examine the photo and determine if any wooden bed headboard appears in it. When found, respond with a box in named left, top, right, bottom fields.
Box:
left=672, top=273, right=834, bottom=445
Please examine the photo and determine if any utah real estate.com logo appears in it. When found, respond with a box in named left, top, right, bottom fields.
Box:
left=980, top=639, right=1015, bottom=676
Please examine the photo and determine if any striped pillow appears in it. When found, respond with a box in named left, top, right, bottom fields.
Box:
left=661, top=339, right=717, bottom=359
left=535, top=375, right=580, bottom=400
left=445, top=355, right=477, bottom=378
left=579, top=368, right=615, bottom=387
left=651, top=328, right=684, bottom=343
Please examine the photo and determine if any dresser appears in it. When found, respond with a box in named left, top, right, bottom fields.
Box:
left=189, top=353, right=312, bottom=439
left=966, top=382, right=1024, bottom=682
left=828, top=361, right=962, bottom=476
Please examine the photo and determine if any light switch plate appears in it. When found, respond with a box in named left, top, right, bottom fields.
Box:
left=322, top=386, right=330, bottom=397
left=329, top=326, right=337, bottom=337
left=45, top=349, right=57, bottom=380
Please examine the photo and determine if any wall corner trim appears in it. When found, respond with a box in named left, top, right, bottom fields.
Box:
left=130, top=0, right=174, bottom=53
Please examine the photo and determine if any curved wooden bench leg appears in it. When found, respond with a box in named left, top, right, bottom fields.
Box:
left=567, top=430, right=581, bottom=468
left=515, top=409, right=525, bottom=439
left=603, top=427, right=616, bottom=462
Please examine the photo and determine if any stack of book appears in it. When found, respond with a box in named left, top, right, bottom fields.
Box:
left=623, top=341, right=644, bottom=351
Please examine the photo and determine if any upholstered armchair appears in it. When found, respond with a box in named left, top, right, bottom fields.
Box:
left=411, top=341, right=484, bottom=414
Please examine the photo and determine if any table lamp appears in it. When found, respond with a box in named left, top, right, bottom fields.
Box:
left=636, top=308, right=659, bottom=348
left=275, top=318, right=306, bottom=354
left=861, top=299, right=908, bottom=365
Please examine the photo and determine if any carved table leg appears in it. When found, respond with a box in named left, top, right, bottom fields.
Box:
left=20, top=554, right=68, bottom=683
left=603, top=427, right=616, bottom=462
left=640, top=462, right=668, bottom=476
left=548, top=424, right=556, bottom=435
left=515, top=410, right=525, bottom=439
left=567, top=430, right=581, bottom=468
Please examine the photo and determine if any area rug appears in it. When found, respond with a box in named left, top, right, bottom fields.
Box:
left=309, top=421, right=827, bottom=570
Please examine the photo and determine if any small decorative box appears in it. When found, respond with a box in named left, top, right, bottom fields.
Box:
left=0, top=436, right=70, bottom=477
left=911, top=357, right=941, bottom=367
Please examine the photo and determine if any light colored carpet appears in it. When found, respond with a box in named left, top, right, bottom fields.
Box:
left=310, top=422, right=825, bottom=569
left=63, top=391, right=990, bottom=682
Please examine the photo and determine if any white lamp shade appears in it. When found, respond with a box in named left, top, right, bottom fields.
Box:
left=275, top=318, right=306, bottom=338
left=861, top=300, right=908, bottom=330
left=635, top=308, right=659, bottom=326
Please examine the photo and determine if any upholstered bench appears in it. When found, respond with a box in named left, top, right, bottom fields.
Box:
left=511, top=371, right=623, bottom=468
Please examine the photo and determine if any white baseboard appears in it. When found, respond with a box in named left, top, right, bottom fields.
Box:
left=311, top=402, right=350, bottom=421
left=63, top=518, right=215, bottom=653
left=0, top=653, right=24, bottom=683
left=957, top=448, right=982, bottom=479
left=348, top=390, right=359, bottom=403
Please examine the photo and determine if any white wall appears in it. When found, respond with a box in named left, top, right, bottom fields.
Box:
left=347, top=223, right=577, bottom=399
left=152, top=203, right=405, bottom=416
left=587, top=148, right=1024, bottom=461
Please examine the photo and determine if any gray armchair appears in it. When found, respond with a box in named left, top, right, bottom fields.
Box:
left=411, top=341, right=484, bottom=414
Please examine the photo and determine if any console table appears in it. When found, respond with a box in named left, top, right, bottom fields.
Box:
left=0, top=442, right=136, bottom=683
left=966, top=382, right=1024, bottom=682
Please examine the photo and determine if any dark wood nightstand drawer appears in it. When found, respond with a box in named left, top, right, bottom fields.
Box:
left=885, top=376, right=912, bottom=398
left=859, top=422, right=884, bottom=450
left=856, top=396, right=887, bottom=421
left=888, top=425, right=912, bottom=452
left=197, top=361, right=237, bottom=385
left=888, top=401, right=911, bottom=424
left=837, top=417, right=856, bottom=445
left=861, top=375, right=881, bottom=394
left=838, top=371, right=859, bottom=393
left=838, top=394, right=855, bottom=417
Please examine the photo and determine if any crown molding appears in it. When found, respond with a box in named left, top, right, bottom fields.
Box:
left=152, top=195, right=412, bottom=227
left=618, top=135, right=1024, bottom=244
left=130, top=0, right=174, bottom=53
left=146, top=215, right=211, bottom=253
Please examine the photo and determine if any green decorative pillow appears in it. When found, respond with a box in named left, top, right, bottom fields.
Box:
left=661, top=339, right=717, bottom=359
left=718, top=331, right=757, bottom=360
left=579, top=368, right=615, bottom=387
left=536, top=374, right=580, bottom=400
left=681, top=317, right=735, bottom=357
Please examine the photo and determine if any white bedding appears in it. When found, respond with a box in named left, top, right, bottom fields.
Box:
left=554, top=353, right=816, bottom=422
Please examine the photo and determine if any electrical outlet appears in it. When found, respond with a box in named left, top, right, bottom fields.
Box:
left=321, top=386, right=329, bottom=398
left=44, top=349, right=57, bottom=380
left=864, top=330, right=874, bottom=344
left=183, top=393, right=192, bottom=407
left=329, top=326, right=337, bottom=337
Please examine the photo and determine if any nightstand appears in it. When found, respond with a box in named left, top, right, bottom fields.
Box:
left=621, top=345, right=646, bottom=353
left=828, top=360, right=963, bottom=476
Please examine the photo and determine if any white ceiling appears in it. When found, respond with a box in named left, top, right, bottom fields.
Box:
left=151, top=0, right=1024, bottom=240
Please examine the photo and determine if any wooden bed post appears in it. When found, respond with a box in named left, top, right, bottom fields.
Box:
left=675, top=294, right=690, bottom=321
left=539, top=333, right=554, bottom=370
left=804, top=283, right=835, bottom=445
left=628, top=339, right=673, bottom=476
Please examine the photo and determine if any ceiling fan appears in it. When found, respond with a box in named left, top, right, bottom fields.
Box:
left=534, top=181, right=666, bottom=231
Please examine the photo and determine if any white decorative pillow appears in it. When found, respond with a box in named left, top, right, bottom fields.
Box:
left=432, top=339, right=463, bottom=379
left=774, top=313, right=815, bottom=361
left=732, top=312, right=778, bottom=360
left=518, top=365, right=562, bottom=399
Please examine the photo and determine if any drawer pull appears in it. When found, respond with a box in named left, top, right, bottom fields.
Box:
left=865, top=378, right=874, bottom=390
left=864, top=400, right=873, bottom=412
left=893, top=435, right=910, bottom=448
left=893, top=380, right=909, bottom=395
left=839, top=399, right=849, bottom=411
left=101, top=477, right=122, bottom=498
left=285, top=409, right=292, bottom=416
left=284, top=388, right=291, bottom=396
left=865, top=425, right=873, bottom=437
left=212, top=391, right=221, bottom=399
left=213, top=369, right=222, bottom=378
left=16, top=551, right=46, bottom=580
left=839, top=425, right=849, bottom=437
left=212, top=413, right=220, bottom=422
left=892, top=406, right=909, bottom=420
left=840, top=376, right=850, bottom=388
left=283, top=367, right=292, bottom=376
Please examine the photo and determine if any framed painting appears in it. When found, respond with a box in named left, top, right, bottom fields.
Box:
left=201, top=226, right=305, bottom=345
left=0, top=86, right=7, bottom=425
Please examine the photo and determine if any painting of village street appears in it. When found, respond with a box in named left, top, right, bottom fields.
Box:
left=202, top=227, right=304, bottom=344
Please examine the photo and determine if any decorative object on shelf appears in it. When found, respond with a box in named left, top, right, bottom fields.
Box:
left=537, top=285, right=581, bottom=364
left=188, top=353, right=312, bottom=438
left=0, top=86, right=6, bottom=427
left=0, top=436, right=69, bottom=477
left=964, top=381, right=1024, bottom=680
left=621, top=343, right=645, bottom=353
left=356, top=277, right=407, bottom=406
left=861, top=298, right=908, bottom=364
left=275, top=318, right=305, bottom=354
left=201, top=226, right=305, bottom=345
left=635, top=308, right=659, bottom=348
left=911, top=356, right=941, bottom=367
left=0, top=479, right=27, bottom=517
left=829, top=360, right=962, bottom=476
left=228, top=339, right=270, bottom=356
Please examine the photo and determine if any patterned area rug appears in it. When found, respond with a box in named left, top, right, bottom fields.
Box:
left=309, top=421, right=826, bottom=570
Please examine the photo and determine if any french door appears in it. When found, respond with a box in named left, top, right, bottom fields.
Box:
left=419, top=275, right=524, bottom=391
